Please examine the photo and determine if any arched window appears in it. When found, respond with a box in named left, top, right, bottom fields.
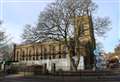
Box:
left=52, top=46, right=56, bottom=59
left=59, top=43, right=61, bottom=54
left=59, top=55, right=61, bottom=59
left=79, top=24, right=84, bottom=37
left=33, top=55, right=35, bottom=60
left=41, top=54, right=43, bottom=60
left=29, top=49, right=32, bottom=60
left=22, top=51, right=25, bottom=61
left=44, top=47, right=47, bottom=59
left=52, top=46, right=55, bottom=55
left=49, top=55, right=51, bottom=59
left=16, top=51, right=19, bottom=61
left=36, top=54, right=39, bottom=60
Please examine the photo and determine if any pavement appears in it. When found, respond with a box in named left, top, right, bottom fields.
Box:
left=0, top=74, right=120, bottom=82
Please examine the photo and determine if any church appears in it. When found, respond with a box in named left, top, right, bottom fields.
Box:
left=12, top=16, right=96, bottom=72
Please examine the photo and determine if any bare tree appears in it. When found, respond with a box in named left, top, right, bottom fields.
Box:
left=0, top=21, right=12, bottom=62
left=22, top=0, right=111, bottom=71
left=93, top=17, right=111, bottom=37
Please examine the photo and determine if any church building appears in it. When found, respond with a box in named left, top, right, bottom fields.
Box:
left=12, top=16, right=96, bottom=72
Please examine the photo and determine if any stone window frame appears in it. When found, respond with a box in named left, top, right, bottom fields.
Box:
left=16, top=50, right=19, bottom=61
left=79, top=23, right=85, bottom=37
left=22, top=50, right=25, bottom=61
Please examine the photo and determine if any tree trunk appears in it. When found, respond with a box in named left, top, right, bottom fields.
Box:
left=67, top=47, right=80, bottom=71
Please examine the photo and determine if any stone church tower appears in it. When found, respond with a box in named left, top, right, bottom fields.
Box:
left=74, top=16, right=96, bottom=69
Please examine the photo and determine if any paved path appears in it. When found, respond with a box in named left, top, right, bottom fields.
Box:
left=0, top=74, right=120, bottom=82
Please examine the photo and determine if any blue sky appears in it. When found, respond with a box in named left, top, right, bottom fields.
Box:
left=0, top=0, right=120, bottom=52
